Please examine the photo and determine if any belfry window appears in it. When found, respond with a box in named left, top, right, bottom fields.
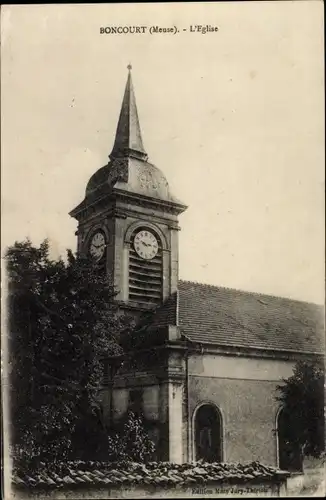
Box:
left=194, top=404, right=223, bottom=462
left=128, top=226, right=163, bottom=305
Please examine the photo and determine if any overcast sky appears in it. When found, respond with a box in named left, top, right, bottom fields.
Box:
left=1, top=2, right=324, bottom=304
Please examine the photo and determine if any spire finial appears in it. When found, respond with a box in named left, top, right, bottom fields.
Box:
left=127, top=63, right=132, bottom=71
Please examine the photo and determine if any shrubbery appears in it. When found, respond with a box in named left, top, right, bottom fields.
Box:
left=107, top=411, right=155, bottom=463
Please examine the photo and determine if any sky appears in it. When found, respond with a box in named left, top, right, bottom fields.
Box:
left=1, top=2, right=324, bottom=304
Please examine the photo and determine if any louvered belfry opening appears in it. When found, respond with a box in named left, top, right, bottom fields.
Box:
left=129, top=227, right=163, bottom=305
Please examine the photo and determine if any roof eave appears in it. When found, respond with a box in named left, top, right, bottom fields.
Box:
left=181, top=335, right=324, bottom=359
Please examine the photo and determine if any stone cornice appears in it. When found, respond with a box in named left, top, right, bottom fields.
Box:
left=70, top=189, right=184, bottom=226
left=113, top=188, right=187, bottom=215
left=104, top=339, right=323, bottom=364
left=180, top=340, right=323, bottom=362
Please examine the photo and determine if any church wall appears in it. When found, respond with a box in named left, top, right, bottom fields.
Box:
left=99, top=353, right=296, bottom=465
left=99, top=379, right=169, bottom=461
left=142, top=385, right=160, bottom=420
left=188, top=353, right=296, bottom=466
left=188, top=353, right=295, bottom=381
left=107, top=382, right=161, bottom=422
left=110, top=384, right=161, bottom=422
left=112, top=388, right=129, bottom=420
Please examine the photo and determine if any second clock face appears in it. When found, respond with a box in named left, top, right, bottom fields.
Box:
left=134, top=230, right=159, bottom=260
left=89, top=232, right=106, bottom=261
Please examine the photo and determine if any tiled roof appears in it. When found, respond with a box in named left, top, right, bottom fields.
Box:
left=148, top=292, right=178, bottom=328
left=12, top=461, right=289, bottom=490
left=149, top=280, right=324, bottom=354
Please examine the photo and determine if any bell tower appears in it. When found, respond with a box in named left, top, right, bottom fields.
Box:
left=70, top=66, right=187, bottom=313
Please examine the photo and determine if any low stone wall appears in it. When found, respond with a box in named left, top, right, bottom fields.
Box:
left=10, top=481, right=284, bottom=499
left=284, top=456, right=325, bottom=497
left=10, top=461, right=289, bottom=499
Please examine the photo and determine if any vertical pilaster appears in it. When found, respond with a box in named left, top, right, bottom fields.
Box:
left=113, top=217, right=126, bottom=300
left=121, top=243, right=130, bottom=301
left=158, top=355, right=185, bottom=464
left=102, top=217, right=114, bottom=281
left=162, top=249, right=170, bottom=301
left=169, top=228, right=179, bottom=294
left=168, top=380, right=183, bottom=463
left=158, top=383, right=169, bottom=461
left=76, top=226, right=83, bottom=255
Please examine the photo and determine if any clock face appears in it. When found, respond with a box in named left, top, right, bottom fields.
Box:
left=134, top=230, right=159, bottom=260
left=89, top=232, right=106, bottom=261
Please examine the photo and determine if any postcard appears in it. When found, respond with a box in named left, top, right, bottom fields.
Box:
left=1, top=2, right=324, bottom=498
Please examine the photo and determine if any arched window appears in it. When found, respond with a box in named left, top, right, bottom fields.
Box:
left=277, top=408, right=302, bottom=472
left=194, top=404, right=222, bottom=462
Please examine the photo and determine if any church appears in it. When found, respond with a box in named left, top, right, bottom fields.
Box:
left=69, top=66, right=324, bottom=469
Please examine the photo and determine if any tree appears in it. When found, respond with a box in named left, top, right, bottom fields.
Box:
left=6, top=239, right=133, bottom=472
left=276, top=359, right=324, bottom=467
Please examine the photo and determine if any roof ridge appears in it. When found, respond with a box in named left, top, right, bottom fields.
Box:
left=178, top=279, right=324, bottom=307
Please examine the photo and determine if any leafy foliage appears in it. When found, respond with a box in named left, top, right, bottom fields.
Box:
left=276, top=359, right=325, bottom=463
left=107, top=411, right=155, bottom=463
left=6, top=239, right=133, bottom=472
left=118, top=314, right=168, bottom=372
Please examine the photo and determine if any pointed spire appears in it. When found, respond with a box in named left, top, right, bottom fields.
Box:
left=109, top=65, right=148, bottom=162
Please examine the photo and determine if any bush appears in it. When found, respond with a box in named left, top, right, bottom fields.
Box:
left=107, top=411, right=155, bottom=463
